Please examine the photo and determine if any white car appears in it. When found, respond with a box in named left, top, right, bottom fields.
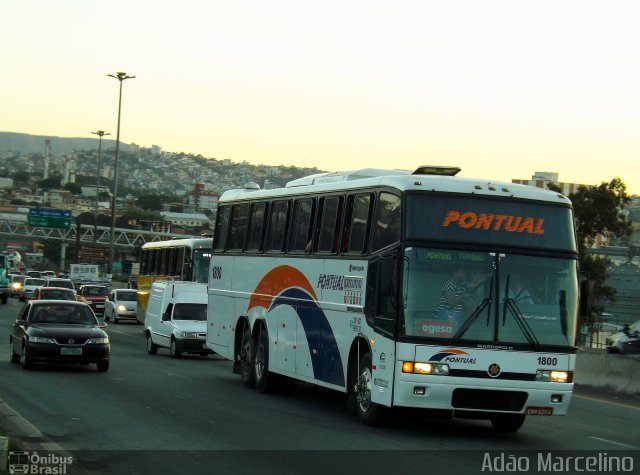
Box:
left=21, top=277, right=47, bottom=301
left=104, top=289, right=139, bottom=324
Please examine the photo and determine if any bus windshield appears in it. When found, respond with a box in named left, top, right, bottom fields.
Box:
left=192, top=249, right=211, bottom=284
left=401, top=247, right=579, bottom=348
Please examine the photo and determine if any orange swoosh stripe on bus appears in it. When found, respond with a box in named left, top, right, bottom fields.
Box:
left=248, top=265, right=319, bottom=311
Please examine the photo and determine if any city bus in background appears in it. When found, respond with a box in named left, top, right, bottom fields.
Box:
left=206, top=166, right=579, bottom=431
left=136, top=238, right=212, bottom=323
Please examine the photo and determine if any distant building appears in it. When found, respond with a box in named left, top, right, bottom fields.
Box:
left=185, top=184, right=220, bottom=211
left=160, top=211, right=211, bottom=229
left=0, top=177, right=13, bottom=189
left=511, top=171, right=588, bottom=196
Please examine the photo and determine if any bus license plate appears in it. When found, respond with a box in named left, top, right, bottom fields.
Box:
left=61, top=347, right=82, bottom=356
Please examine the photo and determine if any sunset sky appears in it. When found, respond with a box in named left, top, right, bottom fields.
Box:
left=3, top=1, right=639, bottom=194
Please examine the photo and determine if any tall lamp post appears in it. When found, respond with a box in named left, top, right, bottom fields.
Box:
left=107, top=71, right=135, bottom=275
left=91, top=130, right=110, bottom=240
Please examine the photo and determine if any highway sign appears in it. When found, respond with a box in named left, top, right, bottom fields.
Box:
left=29, top=208, right=72, bottom=218
left=27, top=215, right=72, bottom=229
left=78, top=246, right=109, bottom=262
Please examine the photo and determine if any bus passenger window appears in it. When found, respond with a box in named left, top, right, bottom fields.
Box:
left=373, top=192, right=401, bottom=251
left=344, top=193, right=371, bottom=254
left=213, top=206, right=230, bottom=252
left=265, top=201, right=289, bottom=252
left=317, top=196, right=342, bottom=254
left=246, top=202, right=267, bottom=251
left=289, top=199, right=314, bottom=253
left=228, top=204, right=249, bottom=250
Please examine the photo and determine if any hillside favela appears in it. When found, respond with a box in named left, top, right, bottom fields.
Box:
left=1, top=130, right=640, bottom=334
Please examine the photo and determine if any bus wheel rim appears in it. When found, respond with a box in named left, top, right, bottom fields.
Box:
left=357, top=367, right=372, bottom=412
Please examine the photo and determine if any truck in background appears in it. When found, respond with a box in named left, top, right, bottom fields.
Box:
left=69, top=264, right=110, bottom=286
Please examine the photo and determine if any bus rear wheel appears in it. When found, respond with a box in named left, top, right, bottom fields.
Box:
left=490, top=413, right=526, bottom=432
left=254, top=328, right=279, bottom=393
left=240, top=328, right=256, bottom=388
left=354, top=352, right=386, bottom=426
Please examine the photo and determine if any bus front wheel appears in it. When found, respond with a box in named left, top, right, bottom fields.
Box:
left=354, top=352, right=386, bottom=426
left=490, top=413, right=526, bottom=432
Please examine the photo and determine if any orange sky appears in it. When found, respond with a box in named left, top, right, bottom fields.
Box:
left=3, top=0, right=639, bottom=194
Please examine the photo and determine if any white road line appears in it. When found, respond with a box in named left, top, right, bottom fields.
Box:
left=588, top=437, right=639, bottom=449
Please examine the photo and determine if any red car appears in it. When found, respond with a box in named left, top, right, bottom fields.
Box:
left=33, top=287, right=77, bottom=301
left=77, top=285, right=109, bottom=315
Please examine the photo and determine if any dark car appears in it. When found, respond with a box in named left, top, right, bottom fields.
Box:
left=77, top=285, right=109, bottom=315
left=10, top=300, right=110, bottom=371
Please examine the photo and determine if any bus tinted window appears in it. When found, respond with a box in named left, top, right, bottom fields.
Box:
left=373, top=192, right=401, bottom=251
left=213, top=206, right=230, bottom=252
left=228, top=204, right=249, bottom=250
left=265, top=201, right=289, bottom=252
left=344, top=193, right=372, bottom=254
left=246, top=202, right=266, bottom=251
left=317, top=196, right=342, bottom=253
left=405, top=195, right=576, bottom=251
left=289, top=199, right=314, bottom=252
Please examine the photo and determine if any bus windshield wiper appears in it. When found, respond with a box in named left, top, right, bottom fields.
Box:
left=502, top=275, right=540, bottom=350
left=450, top=297, right=491, bottom=343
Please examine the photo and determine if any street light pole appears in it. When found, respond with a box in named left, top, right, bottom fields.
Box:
left=91, top=130, right=110, bottom=241
left=107, top=71, right=135, bottom=275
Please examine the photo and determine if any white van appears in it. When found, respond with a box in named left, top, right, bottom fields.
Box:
left=144, top=281, right=212, bottom=358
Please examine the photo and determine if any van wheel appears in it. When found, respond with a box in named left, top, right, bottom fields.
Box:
left=240, top=327, right=255, bottom=388
left=146, top=333, right=158, bottom=355
left=170, top=338, right=182, bottom=359
left=255, top=328, right=279, bottom=393
left=354, top=352, right=386, bottom=426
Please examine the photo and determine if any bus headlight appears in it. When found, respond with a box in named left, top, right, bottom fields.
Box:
left=402, top=361, right=449, bottom=375
left=536, top=370, right=572, bottom=383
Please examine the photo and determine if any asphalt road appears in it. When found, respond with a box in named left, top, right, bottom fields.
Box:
left=1, top=297, right=639, bottom=475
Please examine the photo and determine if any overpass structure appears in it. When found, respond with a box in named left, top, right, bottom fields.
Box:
left=0, top=216, right=195, bottom=250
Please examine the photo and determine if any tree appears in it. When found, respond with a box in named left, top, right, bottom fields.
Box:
left=38, top=177, right=62, bottom=189
left=64, top=182, right=82, bottom=195
left=136, top=194, right=164, bottom=211
left=569, top=178, right=632, bottom=327
left=12, top=171, right=31, bottom=186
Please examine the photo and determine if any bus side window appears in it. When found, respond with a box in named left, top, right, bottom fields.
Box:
left=372, top=192, right=401, bottom=251
left=175, top=247, right=186, bottom=279
left=213, top=206, right=231, bottom=252
left=289, top=198, right=314, bottom=253
left=265, top=201, right=289, bottom=252
left=343, top=193, right=372, bottom=255
left=228, top=203, right=249, bottom=251
left=317, top=196, right=343, bottom=254
left=246, top=202, right=267, bottom=252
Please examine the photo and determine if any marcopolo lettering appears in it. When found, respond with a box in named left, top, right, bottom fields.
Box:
left=442, top=210, right=545, bottom=235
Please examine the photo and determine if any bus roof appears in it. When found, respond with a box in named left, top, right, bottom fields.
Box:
left=219, top=167, right=571, bottom=205
left=141, top=237, right=212, bottom=250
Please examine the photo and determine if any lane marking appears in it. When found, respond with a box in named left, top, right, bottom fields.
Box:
left=588, top=437, right=639, bottom=449
left=574, top=393, right=640, bottom=412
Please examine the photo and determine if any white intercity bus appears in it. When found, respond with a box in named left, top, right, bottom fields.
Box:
left=206, top=166, right=579, bottom=431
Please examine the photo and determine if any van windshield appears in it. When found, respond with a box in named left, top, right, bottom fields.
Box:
left=173, top=303, right=206, bottom=321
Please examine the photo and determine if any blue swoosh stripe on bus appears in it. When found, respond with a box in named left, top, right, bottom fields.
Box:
left=269, top=287, right=345, bottom=386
